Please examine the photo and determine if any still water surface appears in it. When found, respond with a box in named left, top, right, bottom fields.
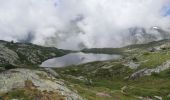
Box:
left=40, top=52, right=121, bottom=67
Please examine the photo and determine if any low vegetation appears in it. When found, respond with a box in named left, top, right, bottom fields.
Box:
left=54, top=39, right=170, bottom=99
left=1, top=39, right=170, bottom=99
left=0, top=40, right=71, bottom=69
left=1, top=80, right=66, bottom=100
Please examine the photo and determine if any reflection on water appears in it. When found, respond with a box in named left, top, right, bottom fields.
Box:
left=40, top=52, right=121, bottom=68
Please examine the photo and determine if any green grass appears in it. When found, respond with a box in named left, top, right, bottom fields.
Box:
left=55, top=47, right=170, bottom=99
left=0, top=80, right=66, bottom=100
left=62, top=70, right=170, bottom=99
left=2, top=39, right=170, bottom=99
left=66, top=80, right=138, bottom=100
left=136, top=50, right=170, bottom=69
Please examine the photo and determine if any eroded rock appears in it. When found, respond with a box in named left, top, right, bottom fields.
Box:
left=129, top=60, right=170, bottom=79
left=0, top=68, right=83, bottom=100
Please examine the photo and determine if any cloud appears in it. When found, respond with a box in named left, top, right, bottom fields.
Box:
left=0, top=0, right=169, bottom=49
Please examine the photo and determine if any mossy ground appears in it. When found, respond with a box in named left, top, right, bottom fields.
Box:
left=1, top=39, right=170, bottom=99
left=55, top=68, right=170, bottom=99
left=0, top=80, right=66, bottom=100
left=54, top=41, right=170, bottom=100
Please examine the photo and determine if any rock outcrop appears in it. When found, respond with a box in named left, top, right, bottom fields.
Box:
left=129, top=60, right=170, bottom=79
left=0, top=44, right=19, bottom=66
left=0, top=68, right=83, bottom=100
left=0, top=40, right=69, bottom=68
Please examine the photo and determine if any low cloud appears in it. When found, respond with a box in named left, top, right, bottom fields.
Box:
left=0, top=0, right=170, bottom=49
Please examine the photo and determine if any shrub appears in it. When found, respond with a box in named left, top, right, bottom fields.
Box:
left=143, top=52, right=150, bottom=56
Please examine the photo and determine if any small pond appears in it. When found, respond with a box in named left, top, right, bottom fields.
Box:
left=40, top=52, right=121, bottom=68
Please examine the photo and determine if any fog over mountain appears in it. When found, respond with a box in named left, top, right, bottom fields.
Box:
left=0, top=0, right=170, bottom=50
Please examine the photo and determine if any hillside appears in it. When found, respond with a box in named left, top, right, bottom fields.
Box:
left=0, top=40, right=71, bottom=70
left=0, top=40, right=82, bottom=100
left=0, top=40, right=170, bottom=99
left=55, top=39, right=170, bottom=100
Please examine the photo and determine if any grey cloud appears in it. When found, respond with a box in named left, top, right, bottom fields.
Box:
left=0, top=0, right=169, bottom=50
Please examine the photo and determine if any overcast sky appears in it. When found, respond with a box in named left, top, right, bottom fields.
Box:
left=0, top=0, right=169, bottom=49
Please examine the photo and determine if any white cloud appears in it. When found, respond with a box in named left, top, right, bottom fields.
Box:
left=0, top=0, right=169, bottom=49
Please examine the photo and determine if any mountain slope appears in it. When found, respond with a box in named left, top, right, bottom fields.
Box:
left=1, top=39, right=170, bottom=99
left=0, top=40, right=70, bottom=69
left=54, top=39, right=170, bottom=100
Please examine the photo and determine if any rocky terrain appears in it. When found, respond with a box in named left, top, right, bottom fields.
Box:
left=1, top=39, right=170, bottom=99
left=126, top=27, right=170, bottom=45
left=0, top=68, right=82, bottom=100
left=0, top=40, right=70, bottom=70
left=54, top=39, right=170, bottom=100
left=0, top=40, right=83, bottom=100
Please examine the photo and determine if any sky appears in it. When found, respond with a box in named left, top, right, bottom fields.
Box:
left=164, top=4, right=170, bottom=16
left=0, top=0, right=170, bottom=50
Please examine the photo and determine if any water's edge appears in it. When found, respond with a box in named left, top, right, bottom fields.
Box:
left=40, top=52, right=121, bottom=68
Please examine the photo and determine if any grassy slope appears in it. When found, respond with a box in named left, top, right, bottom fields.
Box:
left=1, top=39, right=170, bottom=99
left=54, top=40, right=170, bottom=100
left=0, top=80, right=66, bottom=100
